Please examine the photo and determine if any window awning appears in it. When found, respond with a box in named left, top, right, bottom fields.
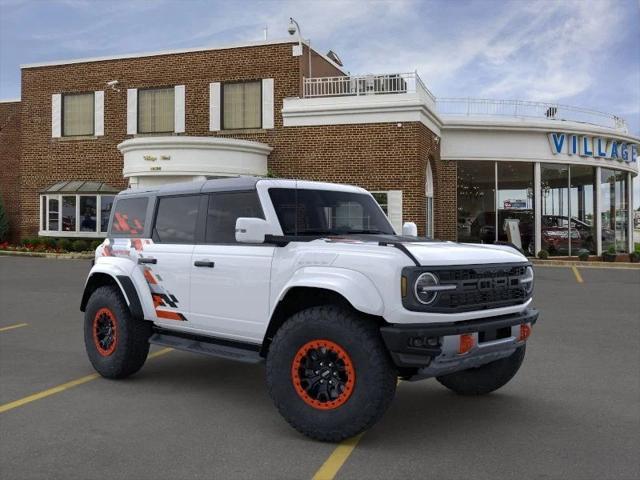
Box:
left=41, top=181, right=120, bottom=194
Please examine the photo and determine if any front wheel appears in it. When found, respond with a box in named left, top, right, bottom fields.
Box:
left=266, top=305, right=397, bottom=442
left=436, top=345, right=526, bottom=395
left=84, top=286, right=151, bottom=379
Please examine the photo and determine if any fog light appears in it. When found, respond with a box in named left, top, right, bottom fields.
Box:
left=519, top=324, right=532, bottom=342
left=458, top=334, right=474, bottom=354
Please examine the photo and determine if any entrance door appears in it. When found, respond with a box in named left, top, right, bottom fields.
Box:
left=142, top=194, right=201, bottom=327
left=189, top=191, right=274, bottom=343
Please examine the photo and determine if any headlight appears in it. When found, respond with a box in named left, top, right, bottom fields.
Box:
left=414, top=272, right=440, bottom=305
left=521, top=266, right=534, bottom=295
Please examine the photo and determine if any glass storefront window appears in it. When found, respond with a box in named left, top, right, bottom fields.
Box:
left=48, top=197, right=59, bottom=231
left=497, top=163, right=534, bottom=253
left=40, top=193, right=116, bottom=236
left=570, top=166, right=596, bottom=254
left=80, top=196, right=97, bottom=232
left=601, top=169, right=628, bottom=253
left=457, top=161, right=496, bottom=243
left=101, top=196, right=115, bottom=232
left=541, top=164, right=570, bottom=255
left=62, top=196, right=76, bottom=232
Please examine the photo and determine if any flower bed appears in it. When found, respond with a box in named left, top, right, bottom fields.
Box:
left=0, top=237, right=103, bottom=254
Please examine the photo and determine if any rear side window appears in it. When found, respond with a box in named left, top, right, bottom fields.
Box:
left=153, top=195, right=201, bottom=244
left=110, top=197, right=148, bottom=237
left=205, top=191, right=263, bottom=244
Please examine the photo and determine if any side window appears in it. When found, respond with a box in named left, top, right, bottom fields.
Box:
left=206, top=191, right=263, bottom=244
left=153, top=195, right=201, bottom=244
left=110, top=197, right=148, bottom=237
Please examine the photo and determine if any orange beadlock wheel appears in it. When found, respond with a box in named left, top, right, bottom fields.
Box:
left=92, top=307, right=118, bottom=357
left=291, top=339, right=356, bottom=410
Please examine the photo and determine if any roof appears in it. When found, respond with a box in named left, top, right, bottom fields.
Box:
left=41, top=181, right=120, bottom=194
left=118, top=176, right=263, bottom=198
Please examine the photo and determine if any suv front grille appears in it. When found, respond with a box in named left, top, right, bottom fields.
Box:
left=402, top=263, right=532, bottom=313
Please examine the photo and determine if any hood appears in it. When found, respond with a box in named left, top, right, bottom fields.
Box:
left=403, top=241, right=527, bottom=266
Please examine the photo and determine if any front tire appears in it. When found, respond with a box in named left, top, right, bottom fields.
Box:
left=84, top=286, right=151, bottom=379
left=266, top=305, right=397, bottom=442
left=436, top=345, right=526, bottom=395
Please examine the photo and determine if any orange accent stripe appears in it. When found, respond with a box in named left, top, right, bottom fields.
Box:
left=152, top=295, right=163, bottom=307
left=143, top=269, right=157, bottom=284
left=155, top=310, right=184, bottom=321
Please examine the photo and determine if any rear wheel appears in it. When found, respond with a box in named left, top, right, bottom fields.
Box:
left=84, top=286, right=151, bottom=379
left=266, top=305, right=397, bottom=442
left=436, top=345, right=526, bottom=395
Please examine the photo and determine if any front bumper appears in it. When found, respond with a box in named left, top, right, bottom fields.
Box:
left=380, top=308, right=539, bottom=379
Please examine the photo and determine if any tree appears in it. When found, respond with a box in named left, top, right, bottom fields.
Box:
left=0, top=194, right=9, bottom=242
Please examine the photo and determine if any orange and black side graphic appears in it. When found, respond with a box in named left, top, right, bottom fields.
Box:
left=113, top=212, right=144, bottom=236
left=142, top=266, right=187, bottom=322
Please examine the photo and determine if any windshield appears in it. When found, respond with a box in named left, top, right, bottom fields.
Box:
left=268, top=188, right=395, bottom=236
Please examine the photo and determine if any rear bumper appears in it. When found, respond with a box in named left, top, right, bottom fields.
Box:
left=380, top=308, right=539, bottom=374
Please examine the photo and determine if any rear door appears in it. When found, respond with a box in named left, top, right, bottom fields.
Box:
left=189, top=190, right=275, bottom=343
left=141, top=194, right=204, bottom=328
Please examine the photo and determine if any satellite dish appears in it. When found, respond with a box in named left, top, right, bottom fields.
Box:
left=326, top=50, right=343, bottom=67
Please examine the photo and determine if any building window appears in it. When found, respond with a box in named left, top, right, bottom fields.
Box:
left=138, top=87, right=175, bottom=133
left=600, top=168, right=628, bottom=253
left=39, top=182, right=119, bottom=237
left=426, top=161, right=434, bottom=238
left=497, top=162, right=534, bottom=252
left=222, top=81, right=261, bottom=129
left=63, top=92, right=94, bottom=136
left=457, top=161, right=496, bottom=244
left=371, top=192, right=388, bottom=214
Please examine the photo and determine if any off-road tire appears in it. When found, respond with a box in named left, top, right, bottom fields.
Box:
left=436, top=345, right=526, bottom=395
left=266, top=305, right=397, bottom=442
left=84, top=286, right=151, bottom=379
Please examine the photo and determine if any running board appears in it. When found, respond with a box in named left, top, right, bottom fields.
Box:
left=149, top=329, right=263, bottom=364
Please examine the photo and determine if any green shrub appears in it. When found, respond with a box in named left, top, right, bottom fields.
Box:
left=58, top=238, right=73, bottom=252
left=90, top=240, right=103, bottom=250
left=537, top=249, right=549, bottom=260
left=607, top=244, right=616, bottom=254
left=577, top=249, right=589, bottom=261
left=40, top=237, right=57, bottom=249
left=20, top=236, right=37, bottom=247
left=0, top=195, right=9, bottom=242
left=71, top=239, right=89, bottom=252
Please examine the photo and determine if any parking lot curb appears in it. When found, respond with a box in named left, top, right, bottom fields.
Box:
left=0, top=250, right=93, bottom=260
left=531, top=259, right=640, bottom=269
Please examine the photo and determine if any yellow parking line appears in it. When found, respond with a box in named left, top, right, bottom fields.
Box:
left=0, top=323, right=28, bottom=333
left=312, top=433, right=364, bottom=480
left=571, top=265, right=584, bottom=283
left=312, top=378, right=401, bottom=479
left=0, top=347, right=173, bottom=414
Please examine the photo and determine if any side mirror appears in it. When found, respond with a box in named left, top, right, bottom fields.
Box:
left=402, top=222, right=418, bottom=237
left=235, top=217, right=269, bottom=244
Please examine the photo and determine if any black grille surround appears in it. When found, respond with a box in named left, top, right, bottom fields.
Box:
left=402, top=262, right=533, bottom=313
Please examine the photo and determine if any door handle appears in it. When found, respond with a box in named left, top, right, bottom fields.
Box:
left=194, top=260, right=215, bottom=268
left=138, top=257, right=157, bottom=264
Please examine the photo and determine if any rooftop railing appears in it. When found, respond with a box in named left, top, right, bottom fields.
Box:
left=435, top=98, right=627, bottom=132
left=301, top=73, right=628, bottom=132
left=303, top=72, right=436, bottom=102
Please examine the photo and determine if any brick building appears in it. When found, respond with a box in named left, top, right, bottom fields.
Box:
left=1, top=37, right=638, bottom=255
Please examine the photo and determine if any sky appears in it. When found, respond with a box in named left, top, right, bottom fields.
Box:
left=1, top=0, right=638, bottom=205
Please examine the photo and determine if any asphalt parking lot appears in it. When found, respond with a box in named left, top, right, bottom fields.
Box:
left=1, top=257, right=639, bottom=480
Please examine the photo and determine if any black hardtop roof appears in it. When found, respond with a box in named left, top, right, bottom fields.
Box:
left=117, top=176, right=262, bottom=198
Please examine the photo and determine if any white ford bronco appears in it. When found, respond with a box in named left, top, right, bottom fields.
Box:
left=81, top=177, right=538, bottom=441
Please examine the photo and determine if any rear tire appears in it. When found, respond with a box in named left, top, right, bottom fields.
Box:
left=266, top=305, right=397, bottom=442
left=436, top=345, right=526, bottom=395
left=84, top=286, right=151, bottom=379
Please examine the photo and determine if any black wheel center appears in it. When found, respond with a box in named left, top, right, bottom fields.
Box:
left=95, top=314, right=115, bottom=349
left=298, top=347, right=348, bottom=403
